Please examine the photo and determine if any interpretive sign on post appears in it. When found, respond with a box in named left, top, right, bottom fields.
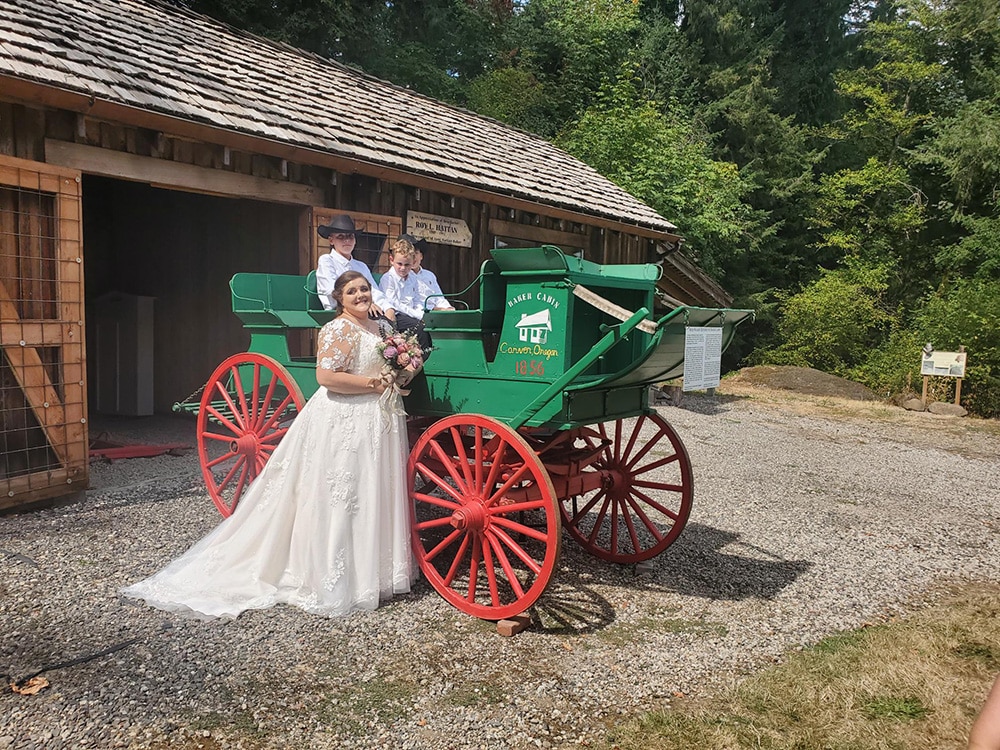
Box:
left=682, top=326, right=723, bottom=391
left=919, top=344, right=967, bottom=406
left=920, top=349, right=966, bottom=378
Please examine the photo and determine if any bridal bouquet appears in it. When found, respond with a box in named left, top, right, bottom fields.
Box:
left=378, top=331, right=425, bottom=372
left=377, top=330, right=425, bottom=392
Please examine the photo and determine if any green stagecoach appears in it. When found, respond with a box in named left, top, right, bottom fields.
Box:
left=176, top=245, right=753, bottom=620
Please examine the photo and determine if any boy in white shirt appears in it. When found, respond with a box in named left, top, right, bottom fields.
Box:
left=405, top=235, right=454, bottom=311
left=379, top=238, right=432, bottom=353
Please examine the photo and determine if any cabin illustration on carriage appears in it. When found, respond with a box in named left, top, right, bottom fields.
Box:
left=516, top=310, right=553, bottom=344
left=1, top=0, right=737, bottom=514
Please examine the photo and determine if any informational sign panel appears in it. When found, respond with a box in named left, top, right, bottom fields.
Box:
left=920, top=350, right=967, bottom=378
left=406, top=211, right=473, bottom=247
left=683, top=326, right=723, bottom=391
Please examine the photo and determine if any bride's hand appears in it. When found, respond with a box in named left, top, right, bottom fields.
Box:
left=396, top=364, right=420, bottom=388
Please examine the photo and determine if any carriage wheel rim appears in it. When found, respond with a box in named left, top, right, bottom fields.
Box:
left=408, top=414, right=560, bottom=620
left=196, top=353, right=304, bottom=517
left=558, top=413, right=693, bottom=563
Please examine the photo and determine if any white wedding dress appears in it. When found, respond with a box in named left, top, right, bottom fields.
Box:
left=122, top=318, right=414, bottom=619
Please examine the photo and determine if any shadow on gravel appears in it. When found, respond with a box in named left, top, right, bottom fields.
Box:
left=529, top=569, right=617, bottom=635
left=507, top=521, right=811, bottom=636
left=653, top=392, right=749, bottom=416
left=636, top=522, right=812, bottom=601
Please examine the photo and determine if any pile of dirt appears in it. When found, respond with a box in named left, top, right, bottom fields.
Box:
left=722, top=365, right=877, bottom=401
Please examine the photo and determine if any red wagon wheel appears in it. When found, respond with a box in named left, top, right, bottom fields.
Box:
left=408, top=414, right=561, bottom=621
left=557, top=413, right=692, bottom=564
left=197, top=353, right=305, bottom=517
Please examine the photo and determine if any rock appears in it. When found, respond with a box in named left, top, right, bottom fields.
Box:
left=927, top=401, right=968, bottom=417
left=902, top=398, right=927, bottom=412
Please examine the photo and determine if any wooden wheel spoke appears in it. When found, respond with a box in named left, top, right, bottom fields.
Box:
left=416, top=516, right=458, bottom=531
left=424, top=528, right=464, bottom=563
left=632, top=453, right=680, bottom=474
left=625, top=430, right=660, bottom=471
left=413, top=490, right=462, bottom=512
left=229, top=366, right=251, bottom=429
left=214, top=454, right=246, bottom=492
left=489, top=526, right=542, bottom=576
left=623, top=495, right=666, bottom=541
left=490, top=515, right=550, bottom=544
left=449, top=425, right=475, bottom=489
left=621, top=417, right=643, bottom=460
left=230, top=462, right=251, bottom=505
left=414, top=462, right=466, bottom=505
left=259, top=426, right=291, bottom=445
left=485, top=531, right=527, bottom=598
left=205, top=404, right=243, bottom=437
left=258, top=393, right=296, bottom=435
left=633, top=479, right=684, bottom=493
left=610, top=498, right=620, bottom=554
left=485, top=461, right=532, bottom=508
left=630, top=488, right=680, bottom=522
left=570, top=488, right=606, bottom=525
left=482, top=438, right=509, bottom=497
left=466, top=536, right=482, bottom=602
left=428, top=439, right=470, bottom=494
left=253, top=374, right=280, bottom=432
left=587, top=495, right=612, bottom=544
left=488, top=498, right=545, bottom=515
left=202, top=430, right=238, bottom=443
left=443, top=534, right=471, bottom=587
left=620, top=498, right=642, bottom=553
left=205, top=450, right=238, bottom=469
left=249, top=364, right=262, bottom=429
left=481, top=538, right=501, bottom=607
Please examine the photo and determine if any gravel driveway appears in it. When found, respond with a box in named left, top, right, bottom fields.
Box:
left=2, top=391, right=998, bottom=749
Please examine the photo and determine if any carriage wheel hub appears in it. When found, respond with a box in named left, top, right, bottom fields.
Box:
left=450, top=501, right=489, bottom=532
left=232, top=433, right=260, bottom=457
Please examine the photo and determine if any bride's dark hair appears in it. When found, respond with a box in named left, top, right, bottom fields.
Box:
left=332, top=271, right=369, bottom=315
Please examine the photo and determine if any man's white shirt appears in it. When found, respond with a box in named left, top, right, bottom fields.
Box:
left=316, top=252, right=392, bottom=312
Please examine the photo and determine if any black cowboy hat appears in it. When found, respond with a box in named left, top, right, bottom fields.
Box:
left=317, top=214, right=358, bottom=239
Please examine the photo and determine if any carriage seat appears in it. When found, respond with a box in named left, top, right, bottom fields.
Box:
left=230, top=273, right=321, bottom=329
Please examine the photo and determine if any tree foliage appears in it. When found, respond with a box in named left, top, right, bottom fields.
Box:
left=183, top=0, right=1000, bottom=416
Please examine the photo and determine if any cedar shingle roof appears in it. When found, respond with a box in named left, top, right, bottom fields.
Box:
left=0, top=0, right=677, bottom=233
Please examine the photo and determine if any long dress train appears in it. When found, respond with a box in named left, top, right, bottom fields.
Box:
left=121, top=317, right=414, bottom=619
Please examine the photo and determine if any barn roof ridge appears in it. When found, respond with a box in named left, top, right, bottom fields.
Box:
left=0, top=0, right=679, bottom=234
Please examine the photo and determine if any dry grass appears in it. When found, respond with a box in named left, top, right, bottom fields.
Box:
left=603, top=581, right=1000, bottom=750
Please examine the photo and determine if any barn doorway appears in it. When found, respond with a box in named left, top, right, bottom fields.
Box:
left=82, top=176, right=303, bottom=415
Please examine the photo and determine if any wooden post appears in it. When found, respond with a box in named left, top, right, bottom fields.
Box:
left=921, top=375, right=929, bottom=406
left=955, top=345, right=966, bottom=406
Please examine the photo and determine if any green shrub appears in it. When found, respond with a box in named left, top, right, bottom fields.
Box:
left=757, top=263, right=894, bottom=376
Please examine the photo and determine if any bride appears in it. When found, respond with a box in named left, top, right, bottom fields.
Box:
left=122, top=271, right=417, bottom=619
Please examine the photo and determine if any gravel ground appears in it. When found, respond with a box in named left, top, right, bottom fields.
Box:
left=2, top=392, right=999, bottom=749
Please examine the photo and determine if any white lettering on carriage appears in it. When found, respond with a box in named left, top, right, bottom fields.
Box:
left=506, top=293, right=534, bottom=308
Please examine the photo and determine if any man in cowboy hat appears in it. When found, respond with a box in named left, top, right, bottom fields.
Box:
left=315, top=214, right=396, bottom=321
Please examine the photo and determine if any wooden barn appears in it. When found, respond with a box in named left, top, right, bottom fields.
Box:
left=0, top=0, right=733, bottom=509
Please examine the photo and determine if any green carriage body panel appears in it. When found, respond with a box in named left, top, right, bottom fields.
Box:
left=177, top=246, right=752, bottom=431
left=406, top=246, right=753, bottom=430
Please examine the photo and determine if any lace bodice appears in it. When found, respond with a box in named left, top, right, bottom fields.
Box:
left=317, top=317, right=386, bottom=377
